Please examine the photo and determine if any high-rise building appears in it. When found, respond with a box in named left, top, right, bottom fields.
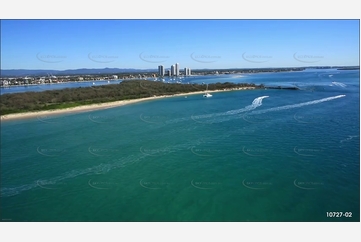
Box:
left=184, top=67, right=191, bottom=76
left=175, top=63, right=179, bottom=76
left=167, top=70, right=171, bottom=76
left=171, top=65, right=175, bottom=76
left=158, top=65, right=165, bottom=76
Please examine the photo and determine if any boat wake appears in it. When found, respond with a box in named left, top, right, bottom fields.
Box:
left=209, top=94, right=346, bottom=124
left=250, top=95, right=346, bottom=115
left=0, top=155, right=144, bottom=198
left=190, top=96, right=269, bottom=122
left=224, top=96, right=269, bottom=115
left=340, top=135, right=358, bottom=144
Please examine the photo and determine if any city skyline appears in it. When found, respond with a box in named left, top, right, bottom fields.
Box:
left=158, top=64, right=192, bottom=77
left=1, top=20, right=359, bottom=70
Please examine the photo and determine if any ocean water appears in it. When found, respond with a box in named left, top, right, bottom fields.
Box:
left=1, top=69, right=359, bottom=222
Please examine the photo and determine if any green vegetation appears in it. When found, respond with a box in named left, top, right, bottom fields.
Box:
left=0, top=80, right=264, bottom=115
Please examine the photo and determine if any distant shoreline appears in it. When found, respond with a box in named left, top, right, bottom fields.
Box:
left=0, top=87, right=255, bottom=121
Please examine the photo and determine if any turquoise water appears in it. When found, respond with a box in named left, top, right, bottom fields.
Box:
left=1, top=69, right=359, bottom=221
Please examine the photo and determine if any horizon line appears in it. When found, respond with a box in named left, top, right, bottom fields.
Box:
left=1, top=65, right=359, bottom=72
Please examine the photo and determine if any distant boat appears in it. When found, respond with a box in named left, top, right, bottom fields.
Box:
left=203, top=84, right=212, bottom=98
left=203, top=93, right=212, bottom=98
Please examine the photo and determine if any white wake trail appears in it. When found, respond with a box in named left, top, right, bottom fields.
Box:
left=192, top=96, right=269, bottom=120
left=208, top=94, right=346, bottom=124
left=249, top=95, right=346, bottom=115
left=225, top=96, right=269, bottom=115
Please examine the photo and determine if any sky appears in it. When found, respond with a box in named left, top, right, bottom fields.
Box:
left=1, top=19, right=359, bottom=70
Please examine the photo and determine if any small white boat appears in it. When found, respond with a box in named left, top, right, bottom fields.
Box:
left=203, top=84, right=212, bottom=98
left=203, top=93, right=212, bottom=98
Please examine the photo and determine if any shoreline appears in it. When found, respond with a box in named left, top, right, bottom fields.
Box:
left=0, top=87, right=255, bottom=121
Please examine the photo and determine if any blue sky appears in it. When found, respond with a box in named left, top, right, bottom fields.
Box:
left=1, top=19, right=359, bottom=70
